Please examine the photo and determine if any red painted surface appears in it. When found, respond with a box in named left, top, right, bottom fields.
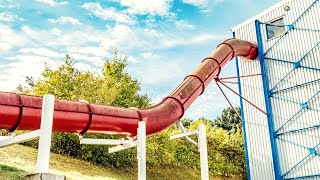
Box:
left=0, top=39, right=258, bottom=137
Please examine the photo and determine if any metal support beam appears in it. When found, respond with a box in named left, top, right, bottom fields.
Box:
left=80, top=137, right=138, bottom=153
left=175, top=121, right=198, bottom=145
left=80, top=136, right=138, bottom=153
left=170, top=130, right=198, bottom=140
left=108, top=142, right=137, bottom=153
left=0, top=130, right=41, bottom=147
left=36, top=94, right=55, bottom=173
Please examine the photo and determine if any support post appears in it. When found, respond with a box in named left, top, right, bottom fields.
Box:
left=170, top=123, right=209, bottom=180
left=198, top=124, right=209, bottom=180
left=36, top=94, right=55, bottom=173
left=137, top=121, right=146, bottom=180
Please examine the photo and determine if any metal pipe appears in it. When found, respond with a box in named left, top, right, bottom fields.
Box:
left=0, top=38, right=258, bottom=137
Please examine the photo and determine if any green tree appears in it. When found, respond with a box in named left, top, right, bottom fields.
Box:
left=180, top=118, right=193, bottom=128
left=213, top=107, right=241, bottom=131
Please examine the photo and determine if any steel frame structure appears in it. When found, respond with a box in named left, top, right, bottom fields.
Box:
left=255, top=0, right=320, bottom=179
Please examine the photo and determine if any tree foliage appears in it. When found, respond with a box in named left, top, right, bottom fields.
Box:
left=213, top=107, right=242, bottom=131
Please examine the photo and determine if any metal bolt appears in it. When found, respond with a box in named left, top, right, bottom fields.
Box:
left=284, top=5, right=290, bottom=11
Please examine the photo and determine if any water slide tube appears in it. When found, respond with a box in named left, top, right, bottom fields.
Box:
left=0, top=39, right=258, bottom=137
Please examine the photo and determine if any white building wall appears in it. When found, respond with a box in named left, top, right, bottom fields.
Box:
left=233, top=0, right=320, bottom=179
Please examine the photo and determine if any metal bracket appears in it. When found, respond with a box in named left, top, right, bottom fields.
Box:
left=170, top=121, right=198, bottom=146
left=170, top=123, right=209, bottom=180
left=78, top=121, right=147, bottom=180
left=0, top=130, right=41, bottom=147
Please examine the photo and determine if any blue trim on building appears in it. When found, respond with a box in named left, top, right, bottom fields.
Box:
left=283, top=173, right=320, bottom=180
left=233, top=32, right=251, bottom=180
left=255, top=20, right=282, bottom=180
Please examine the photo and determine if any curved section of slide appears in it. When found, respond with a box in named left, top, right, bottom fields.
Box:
left=0, top=39, right=258, bottom=137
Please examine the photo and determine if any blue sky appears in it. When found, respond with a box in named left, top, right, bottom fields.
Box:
left=0, top=0, right=279, bottom=120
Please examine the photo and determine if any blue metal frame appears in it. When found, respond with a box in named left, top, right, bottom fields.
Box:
left=233, top=32, right=251, bottom=180
left=255, top=20, right=282, bottom=180
left=254, top=1, right=320, bottom=178
left=284, top=173, right=320, bottom=180
left=271, top=84, right=320, bottom=135
left=271, top=78, right=320, bottom=95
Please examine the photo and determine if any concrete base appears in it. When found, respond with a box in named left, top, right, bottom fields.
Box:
left=26, top=173, right=66, bottom=180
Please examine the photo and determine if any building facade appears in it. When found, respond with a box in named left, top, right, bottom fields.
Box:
left=232, top=0, right=320, bottom=179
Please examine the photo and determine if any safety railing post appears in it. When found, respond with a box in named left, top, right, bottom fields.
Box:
left=36, top=94, right=55, bottom=173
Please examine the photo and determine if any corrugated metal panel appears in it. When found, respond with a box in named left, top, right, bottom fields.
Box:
left=233, top=0, right=320, bottom=179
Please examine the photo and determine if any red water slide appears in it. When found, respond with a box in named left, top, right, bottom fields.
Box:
left=0, top=39, right=257, bottom=137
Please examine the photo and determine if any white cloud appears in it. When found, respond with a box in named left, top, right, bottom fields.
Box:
left=0, top=12, right=22, bottom=22
left=0, top=0, right=16, bottom=9
left=100, top=24, right=226, bottom=52
left=189, top=34, right=226, bottom=43
left=51, top=28, right=62, bottom=36
left=182, top=0, right=208, bottom=7
left=20, top=25, right=104, bottom=47
left=1, top=55, right=58, bottom=91
left=140, top=52, right=160, bottom=59
left=19, top=48, right=62, bottom=58
left=67, top=53, right=102, bottom=63
left=160, top=34, right=228, bottom=47
left=113, top=0, right=173, bottom=16
left=67, top=47, right=108, bottom=57
left=36, top=0, right=68, bottom=7
left=0, top=24, right=26, bottom=51
left=182, top=0, right=224, bottom=8
left=0, top=24, right=113, bottom=92
left=82, top=2, right=136, bottom=25
left=48, top=16, right=82, bottom=25
left=127, top=56, right=138, bottom=63
left=174, top=20, right=196, bottom=30
left=66, top=47, right=108, bottom=67
left=127, top=56, right=185, bottom=86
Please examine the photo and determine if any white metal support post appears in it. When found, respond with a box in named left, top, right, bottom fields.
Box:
left=198, top=124, right=209, bottom=180
left=137, top=121, right=146, bottom=180
left=170, top=123, right=209, bottom=180
left=36, top=94, right=55, bottom=173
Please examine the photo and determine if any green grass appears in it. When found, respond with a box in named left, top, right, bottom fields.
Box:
left=0, top=164, right=28, bottom=180
left=0, top=145, right=239, bottom=179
